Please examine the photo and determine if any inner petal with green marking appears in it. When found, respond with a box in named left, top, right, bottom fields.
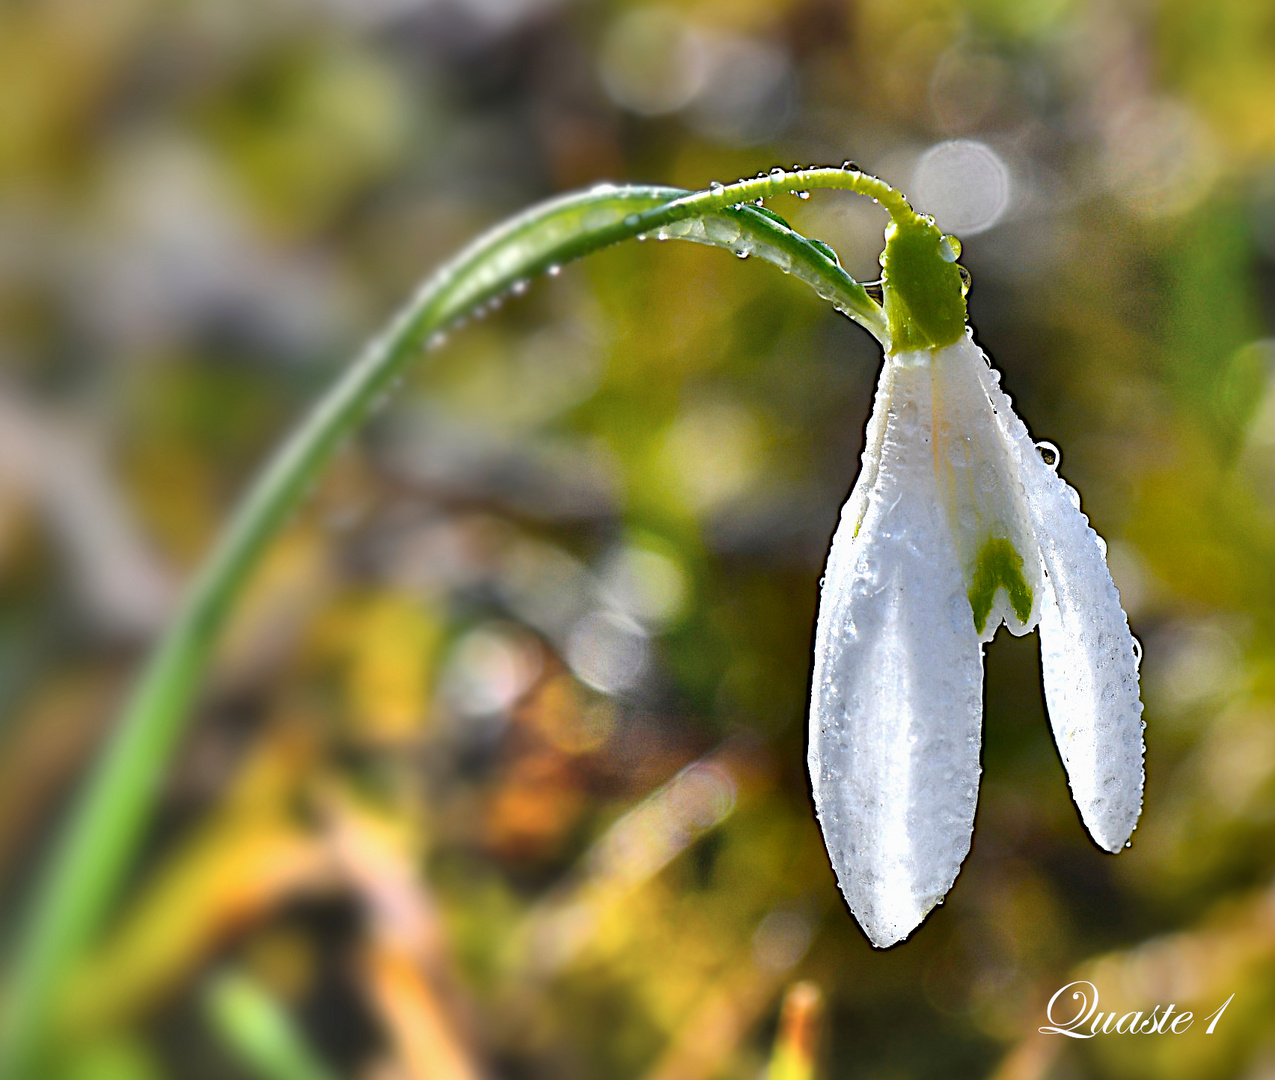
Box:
left=968, top=536, right=1034, bottom=635
left=923, top=337, right=1046, bottom=642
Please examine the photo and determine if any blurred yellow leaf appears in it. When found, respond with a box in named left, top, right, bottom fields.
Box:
left=58, top=727, right=332, bottom=1038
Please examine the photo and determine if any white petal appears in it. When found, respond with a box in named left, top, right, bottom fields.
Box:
left=1029, top=474, right=1144, bottom=851
left=930, top=338, right=1045, bottom=641
left=966, top=341, right=1145, bottom=852
left=809, top=352, right=983, bottom=947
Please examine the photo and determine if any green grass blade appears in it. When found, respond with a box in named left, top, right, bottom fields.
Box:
left=0, top=169, right=892, bottom=1077
left=204, top=972, right=338, bottom=1080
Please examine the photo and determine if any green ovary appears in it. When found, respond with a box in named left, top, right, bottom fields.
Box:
left=968, top=536, right=1033, bottom=635
left=881, top=212, right=967, bottom=351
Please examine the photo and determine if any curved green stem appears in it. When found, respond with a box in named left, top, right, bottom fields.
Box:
left=0, top=167, right=905, bottom=1076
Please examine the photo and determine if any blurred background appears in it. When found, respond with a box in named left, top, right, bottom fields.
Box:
left=2, top=0, right=1275, bottom=1077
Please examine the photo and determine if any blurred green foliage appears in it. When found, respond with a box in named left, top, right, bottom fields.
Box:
left=1, top=0, right=1274, bottom=1077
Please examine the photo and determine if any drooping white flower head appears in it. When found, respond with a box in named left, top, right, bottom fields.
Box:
left=808, top=207, right=1144, bottom=949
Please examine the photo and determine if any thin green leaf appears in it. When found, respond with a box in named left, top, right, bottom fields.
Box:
left=0, top=168, right=902, bottom=1077
left=203, top=972, right=338, bottom=1080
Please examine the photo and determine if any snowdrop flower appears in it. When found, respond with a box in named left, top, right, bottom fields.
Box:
left=809, top=203, right=1144, bottom=948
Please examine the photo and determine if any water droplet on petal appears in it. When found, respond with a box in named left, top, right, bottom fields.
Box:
left=842, top=160, right=860, bottom=172
left=1036, top=441, right=1060, bottom=469
left=547, top=264, right=562, bottom=276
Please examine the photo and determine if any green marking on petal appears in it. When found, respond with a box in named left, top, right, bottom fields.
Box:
left=968, top=536, right=1034, bottom=635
